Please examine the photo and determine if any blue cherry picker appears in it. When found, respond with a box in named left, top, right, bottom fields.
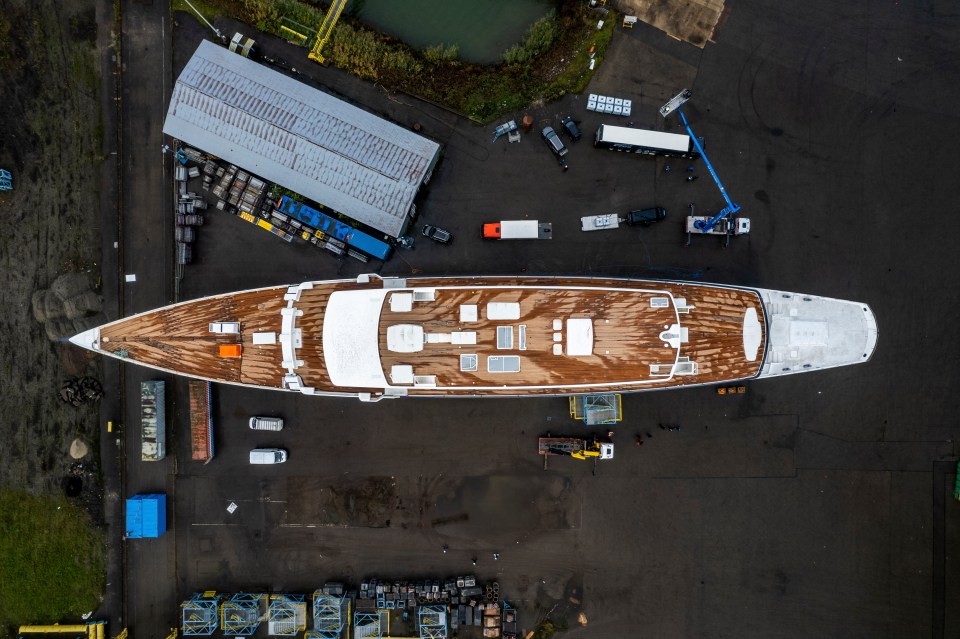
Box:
left=659, top=90, right=750, bottom=247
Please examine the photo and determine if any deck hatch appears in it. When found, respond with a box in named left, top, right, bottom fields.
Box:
left=566, top=319, right=594, bottom=356
left=460, top=354, right=478, bottom=372
left=252, top=331, right=277, bottom=345
left=487, top=302, right=521, bottom=320
left=488, top=355, right=520, bottom=373
left=390, top=293, right=413, bottom=312
left=497, top=326, right=514, bottom=349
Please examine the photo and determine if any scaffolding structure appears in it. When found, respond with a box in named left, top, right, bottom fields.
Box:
left=353, top=611, right=385, bottom=639
left=310, top=591, right=347, bottom=639
left=268, top=595, right=308, bottom=636
left=220, top=593, right=266, bottom=635
left=569, top=394, right=622, bottom=425
left=417, top=605, right=447, bottom=639
left=181, top=592, right=221, bottom=635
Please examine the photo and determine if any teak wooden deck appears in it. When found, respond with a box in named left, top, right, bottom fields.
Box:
left=93, top=276, right=766, bottom=396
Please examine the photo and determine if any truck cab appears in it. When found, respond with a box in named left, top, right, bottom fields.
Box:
left=482, top=223, right=502, bottom=239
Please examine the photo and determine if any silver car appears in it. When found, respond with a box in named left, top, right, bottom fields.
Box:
left=249, top=416, right=284, bottom=431
left=541, top=126, right=568, bottom=157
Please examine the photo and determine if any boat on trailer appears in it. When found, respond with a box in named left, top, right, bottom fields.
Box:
left=69, top=275, right=877, bottom=401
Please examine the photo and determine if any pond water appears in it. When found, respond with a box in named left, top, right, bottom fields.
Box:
left=347, top=0, right=558, bottom=65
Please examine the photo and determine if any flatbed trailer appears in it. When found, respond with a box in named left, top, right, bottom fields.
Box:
left=189, top=380, right=214, bottom=463
left=538, top=436, right=614, bottom=470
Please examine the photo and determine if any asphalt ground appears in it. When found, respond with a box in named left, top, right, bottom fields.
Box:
left=108, top=2, right=960, bottom=637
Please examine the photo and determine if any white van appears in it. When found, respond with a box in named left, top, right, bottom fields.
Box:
left=249, top=448, right=288, bottom=464
left=249, top=416, right=284, bottom=431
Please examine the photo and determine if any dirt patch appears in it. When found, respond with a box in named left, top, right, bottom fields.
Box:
left=615, top=0, right=725, bottom=48
left=0, top=0, right=103, bottom=501
left=286, top=476, right=400, bottom=527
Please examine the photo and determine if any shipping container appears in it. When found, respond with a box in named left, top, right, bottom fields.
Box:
left=125, top=494, right=166, bottom=538
left=141, top=381, right=166, bottom=461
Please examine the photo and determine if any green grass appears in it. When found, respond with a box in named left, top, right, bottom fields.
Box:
left=171, top=0, right=230, bottom=22
left=543, top=14, right=616, bottom=100
left=0, top=489, right=105, bottom=629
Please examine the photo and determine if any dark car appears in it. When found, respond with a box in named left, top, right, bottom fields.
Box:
left=421, top=224, right=453, bottom=244
left=560, top=116, right=581, bottom=141
left=625, top=207, right=667, bottom=226
left=541, top=126, right=568, bottom=157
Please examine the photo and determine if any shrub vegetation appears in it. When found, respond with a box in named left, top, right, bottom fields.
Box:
left=176, top=0, right=616, bottom=122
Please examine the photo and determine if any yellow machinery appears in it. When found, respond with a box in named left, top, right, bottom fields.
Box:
left=570, top=439, right=615, bottom=460
left=571, top=441, right=603, bottom=460
left=18, top=623, right=106, bottom=639
left=308, top=0, right=348, bottom=63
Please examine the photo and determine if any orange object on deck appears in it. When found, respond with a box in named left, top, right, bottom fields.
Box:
left=219, top=344, right=241, bottom=358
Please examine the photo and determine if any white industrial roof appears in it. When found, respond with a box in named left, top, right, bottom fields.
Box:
left=163, top=40, right=441, bottom=237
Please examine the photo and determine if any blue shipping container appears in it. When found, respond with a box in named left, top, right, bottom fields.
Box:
left=126, top=494, right=167, bottom=538
left=278, top=196, right=392, bottom=260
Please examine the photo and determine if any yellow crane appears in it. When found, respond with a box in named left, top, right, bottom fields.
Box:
left=308, top=0, right=348, bottom=63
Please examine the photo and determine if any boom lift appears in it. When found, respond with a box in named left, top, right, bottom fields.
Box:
left=308, top=0, right=347, bottom=63
left=660, top=90, right=746, bottom=242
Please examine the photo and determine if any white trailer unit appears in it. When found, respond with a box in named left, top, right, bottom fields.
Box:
left=580, top=214, right=621, bottom=232
left=482, top=220, right=553, bottom=239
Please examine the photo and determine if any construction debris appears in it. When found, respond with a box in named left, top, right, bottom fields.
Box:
left=59, top=377, right=103, bottom=407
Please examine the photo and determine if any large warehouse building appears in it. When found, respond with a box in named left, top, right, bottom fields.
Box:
left=163, top=40, right=441, bottom=238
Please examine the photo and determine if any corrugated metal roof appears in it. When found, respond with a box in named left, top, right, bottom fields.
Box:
left=163, top=40, right=440, bottom=237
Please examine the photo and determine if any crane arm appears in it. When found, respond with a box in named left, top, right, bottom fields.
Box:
left=676, top=110, right=741, bottom=232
